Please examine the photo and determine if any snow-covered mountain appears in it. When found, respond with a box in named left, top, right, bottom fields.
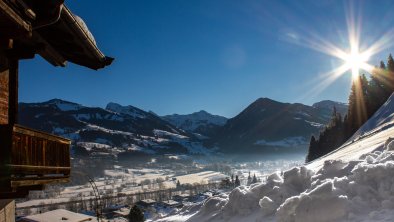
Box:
left=214, top=98, right=348, bottom=153
left=164, top=94, right=394, bottom=222
left=18, top=99, right=215, bottom=158
left=18, top=98, right=348, bottom=157
left=161, top=110, right=227, bottom=137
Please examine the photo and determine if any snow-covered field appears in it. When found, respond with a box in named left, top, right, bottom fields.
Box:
left=176, top=172, right=227, bottom=184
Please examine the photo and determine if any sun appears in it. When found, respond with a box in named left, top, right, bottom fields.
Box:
left=343, top=44, right=371, bottom=79
left=292, top=3, right=394, bottom=101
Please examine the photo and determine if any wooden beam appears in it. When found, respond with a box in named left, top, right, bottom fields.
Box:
left=6, top=45, right=35, bottom=60
left=14, top=124, right=71, bottom=144
left=7, top=164, right=71, bottom=171
left=30, top=33, right=66, bottom=67
left=0, top=0, right=32, bottom=38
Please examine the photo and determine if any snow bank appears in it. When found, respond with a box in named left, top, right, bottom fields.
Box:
left=186, top=138, right=394, bottom=222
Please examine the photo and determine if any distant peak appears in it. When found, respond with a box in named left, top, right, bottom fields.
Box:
left=312, top=100, right=348, bottom=108
left=45, top=98, right=78, bottom=105
left=195, top=110, right=209, bottom=115
left=255, top=97, right=278, bottom=102
left=252, top=97, right=283, bottom=106
left=106, top=102, right=147, bottom=119
left=106, top=102, right=138, bottom=110
left=43, top=99, right=82, bottom=111
left=106, top=102, right=121, bottom=109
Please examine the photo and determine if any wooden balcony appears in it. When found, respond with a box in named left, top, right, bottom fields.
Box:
left=0, top=124, right=71, bottom=197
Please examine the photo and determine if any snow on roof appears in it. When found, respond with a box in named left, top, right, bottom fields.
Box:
left=138, top=199, right=156, bottom=204
left=161, top=200, right=180, bottom=206
left=22, top=209, right=96, bottom=222
left=174, top=193, right=190, bottom=198
left=113, top=208, right=130, bottom=217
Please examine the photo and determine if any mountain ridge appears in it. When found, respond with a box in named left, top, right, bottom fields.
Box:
left=18, top=97, right=348, bottom=157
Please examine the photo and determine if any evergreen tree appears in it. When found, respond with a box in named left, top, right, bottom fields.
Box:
left=380, top=60, right=386, bottom=70
left=346, top=78, right=365, bottom=137
left=252, top=174, right=258, bottom=183
left=234, top=175, right=240, bottom=187
left=368, top=66, right=385, bottom=116
left=128, top=205, right=144, bottom=222
left=380, top=59, right=392, bottom=96
left=306, top=135, right=317, bottom=162
left=306, top=107, right=344, bottom=162
left=387, top=54, right=394, bottom=92
left=247, top=172, right=251, bottom=185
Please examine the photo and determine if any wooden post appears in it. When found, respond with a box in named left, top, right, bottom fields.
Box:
left=0, top=40, right=11, bottom=191
left=0, top=199, right=15, bottom=222
left=0, top=39, right=11, bottom=125
left=8, top=59, right=17, bottom=126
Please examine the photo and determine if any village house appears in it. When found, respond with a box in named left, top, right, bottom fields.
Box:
left=20, top=209, right=97, bottom=222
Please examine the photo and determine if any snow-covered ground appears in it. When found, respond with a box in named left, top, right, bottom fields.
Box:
left=154, top=94, right=394, bottom=221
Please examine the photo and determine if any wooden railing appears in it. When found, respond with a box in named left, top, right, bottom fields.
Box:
left=0, top=124, right=71, bottom=184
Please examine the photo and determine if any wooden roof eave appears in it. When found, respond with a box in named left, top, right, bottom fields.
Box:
left=59, top=6, right=113, bottom=70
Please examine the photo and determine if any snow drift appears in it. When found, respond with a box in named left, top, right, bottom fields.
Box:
left=184, top=141, right=394, bottom=222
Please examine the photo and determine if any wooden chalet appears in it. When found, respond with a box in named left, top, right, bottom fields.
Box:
left=0, top=0, right=113, bottom=198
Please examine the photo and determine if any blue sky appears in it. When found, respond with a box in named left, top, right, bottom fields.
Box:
left=19, top=0, right=394, bottom=117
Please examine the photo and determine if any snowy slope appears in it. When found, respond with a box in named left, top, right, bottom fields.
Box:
left=155, top=94, right=394, bottom=222
left=347, top=93, right=394, bottom=142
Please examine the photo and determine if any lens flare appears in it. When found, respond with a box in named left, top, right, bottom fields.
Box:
left=294, top=4, right=394, bottom=102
